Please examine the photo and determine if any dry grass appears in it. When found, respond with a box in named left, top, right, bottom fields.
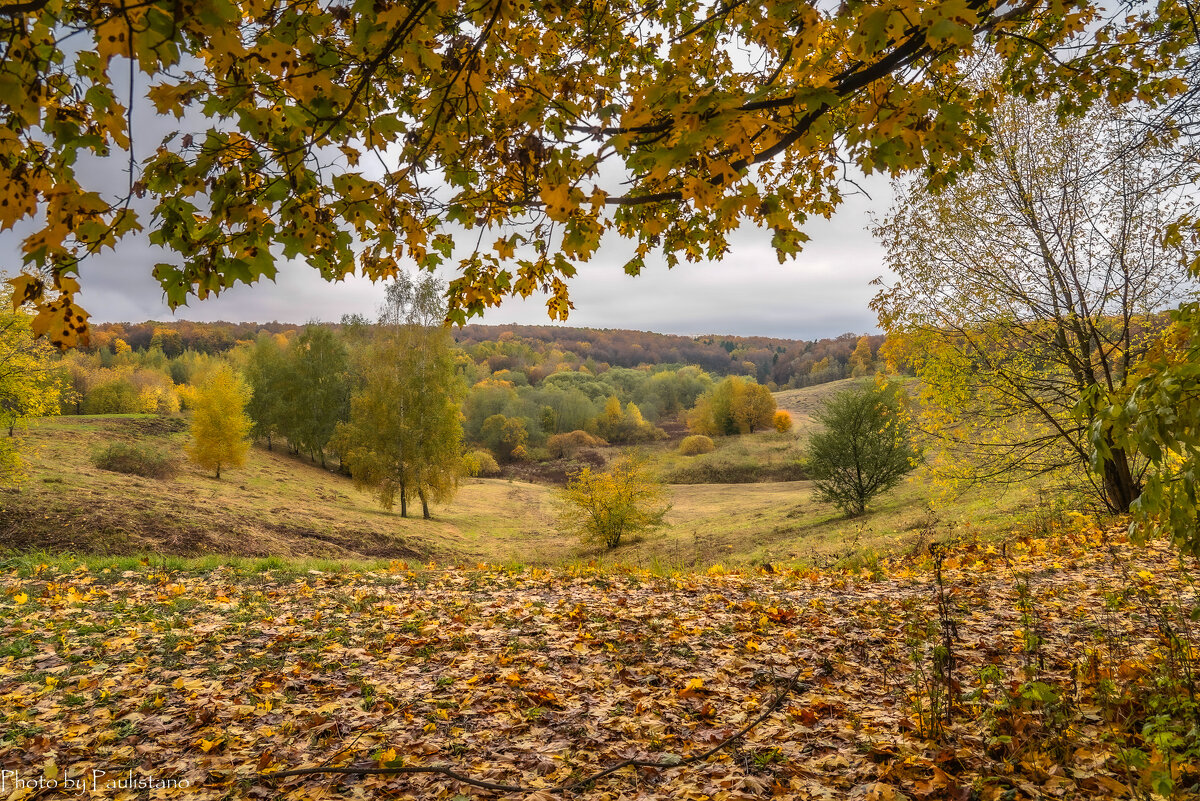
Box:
left=2, top=400, right=1052, bottom=571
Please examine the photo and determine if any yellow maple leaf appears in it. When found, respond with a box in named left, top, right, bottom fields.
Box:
left=13, top=592, right=28, bottom=605
left=7, top=274, right=43, bottom=310
left=540, top=181, right=573, bottom=221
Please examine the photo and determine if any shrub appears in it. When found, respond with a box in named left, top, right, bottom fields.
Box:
left=679, top=434, right=716, bottom=456
left=92, top=442, right=180, bottom=479
left=480, top=414, right=529, bottom=462
left=548, top=430, right=608, bottom=459
left=594, top=397, right=665, bottom=443
left=557, top=452, right=670, bottom=549
left=461, top=449, right=501, bottom=477
left=773, top=410, right=794, bottom=433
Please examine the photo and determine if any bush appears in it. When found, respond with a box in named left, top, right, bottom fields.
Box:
left=462, top=449, right=501, bottom=477
left=557, top=452, right=670, bottom=549
left=480, top=414, right=529, bottom=462
left=548, top=430, right=608, bottom=459
left=687, top=376, right=776, bottom=435
left=679, top=434, right=716, bottom=456
left=773, top=410, right=793, bottom=433
left=92, top=442, right=180, bottom=479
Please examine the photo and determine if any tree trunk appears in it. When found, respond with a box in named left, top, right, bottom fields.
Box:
left=1101, top=447, right=1139, bottom=514
left=399, top=484, right=407, bottom=518
left=266, top=433, right=273, bottom=451
left=419, top=489, right=430, bottom=520
left=215, top=462, right=221, bottom=479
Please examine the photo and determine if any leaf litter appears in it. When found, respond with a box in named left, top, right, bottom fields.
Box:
left=0, top=524, right=1197, bottom=800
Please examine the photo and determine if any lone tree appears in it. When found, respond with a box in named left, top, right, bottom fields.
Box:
left=332, top=273, right=464, bottom=519
left=186, top=365, right=251, bottom=479
left=808, top=382, right=918, bottom=516
left=558, top=452, right=670, bottom=549
left=872, top=95, right=1194, bottom=513
left=0, top=0, right=1192, bottom=346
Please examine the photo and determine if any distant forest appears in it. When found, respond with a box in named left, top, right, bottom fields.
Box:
left=87, top=321, right=886, bottom=389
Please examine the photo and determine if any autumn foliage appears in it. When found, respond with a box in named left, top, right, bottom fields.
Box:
left=557, top=452, right=670, bottom=549
left=678, top=434, right=716, bottom=456
left=184, top=365, right=251, bottom=479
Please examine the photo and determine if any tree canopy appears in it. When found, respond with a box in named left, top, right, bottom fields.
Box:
left=1, top=0, right=1194, bottom=345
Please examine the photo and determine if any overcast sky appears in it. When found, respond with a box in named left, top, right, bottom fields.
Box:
left=63, top=175, right=894, bottom=341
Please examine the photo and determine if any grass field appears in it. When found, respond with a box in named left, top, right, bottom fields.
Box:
left=0, top=388, right=1058, bottom=571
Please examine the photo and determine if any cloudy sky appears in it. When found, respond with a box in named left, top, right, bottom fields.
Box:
left=66, top=177, right=894, bottom=341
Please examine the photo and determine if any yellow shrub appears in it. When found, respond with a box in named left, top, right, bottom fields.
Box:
left=679, top=434, right=715, bottom=456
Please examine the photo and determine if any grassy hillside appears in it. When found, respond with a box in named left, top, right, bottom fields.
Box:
left=2, top=400, right=1053, bottom=570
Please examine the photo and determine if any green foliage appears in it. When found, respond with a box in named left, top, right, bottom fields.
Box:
left=594, top=396, right=664, bottom=444
left=283, top=326, right=351, bottom=466
left=808, top=381, right=918, bottom=516
left=82, top=379, right=140, bottom=414
left=557, top=452, right=670, bottom=549
left=678, top=435, right=715, bottom=456
left=92, top=442, right=179, bottom=479
left=185, top=365, right=251, bottom=479
left=244, top=334, right=289, bottom=450
left=479, top=414, right=529, bottom=463
left=1091, top=311, right=1200, bottom=555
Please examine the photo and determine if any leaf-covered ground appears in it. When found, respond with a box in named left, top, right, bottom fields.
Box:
left=1, top=526, right=1197, bottom=800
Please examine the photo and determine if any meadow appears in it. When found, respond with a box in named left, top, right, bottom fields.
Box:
left=0, top=381, right=1057, bottom=574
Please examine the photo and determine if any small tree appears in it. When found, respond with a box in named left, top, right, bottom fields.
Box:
left=186, top=365, right=251, bottom=479
left=849, top=336, right=875, bottom=377
left=808, top=381, right=918, bottom=516
left=0, top=279, right=64, bottom=480
left=557, top=452, right=670, bottom=549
